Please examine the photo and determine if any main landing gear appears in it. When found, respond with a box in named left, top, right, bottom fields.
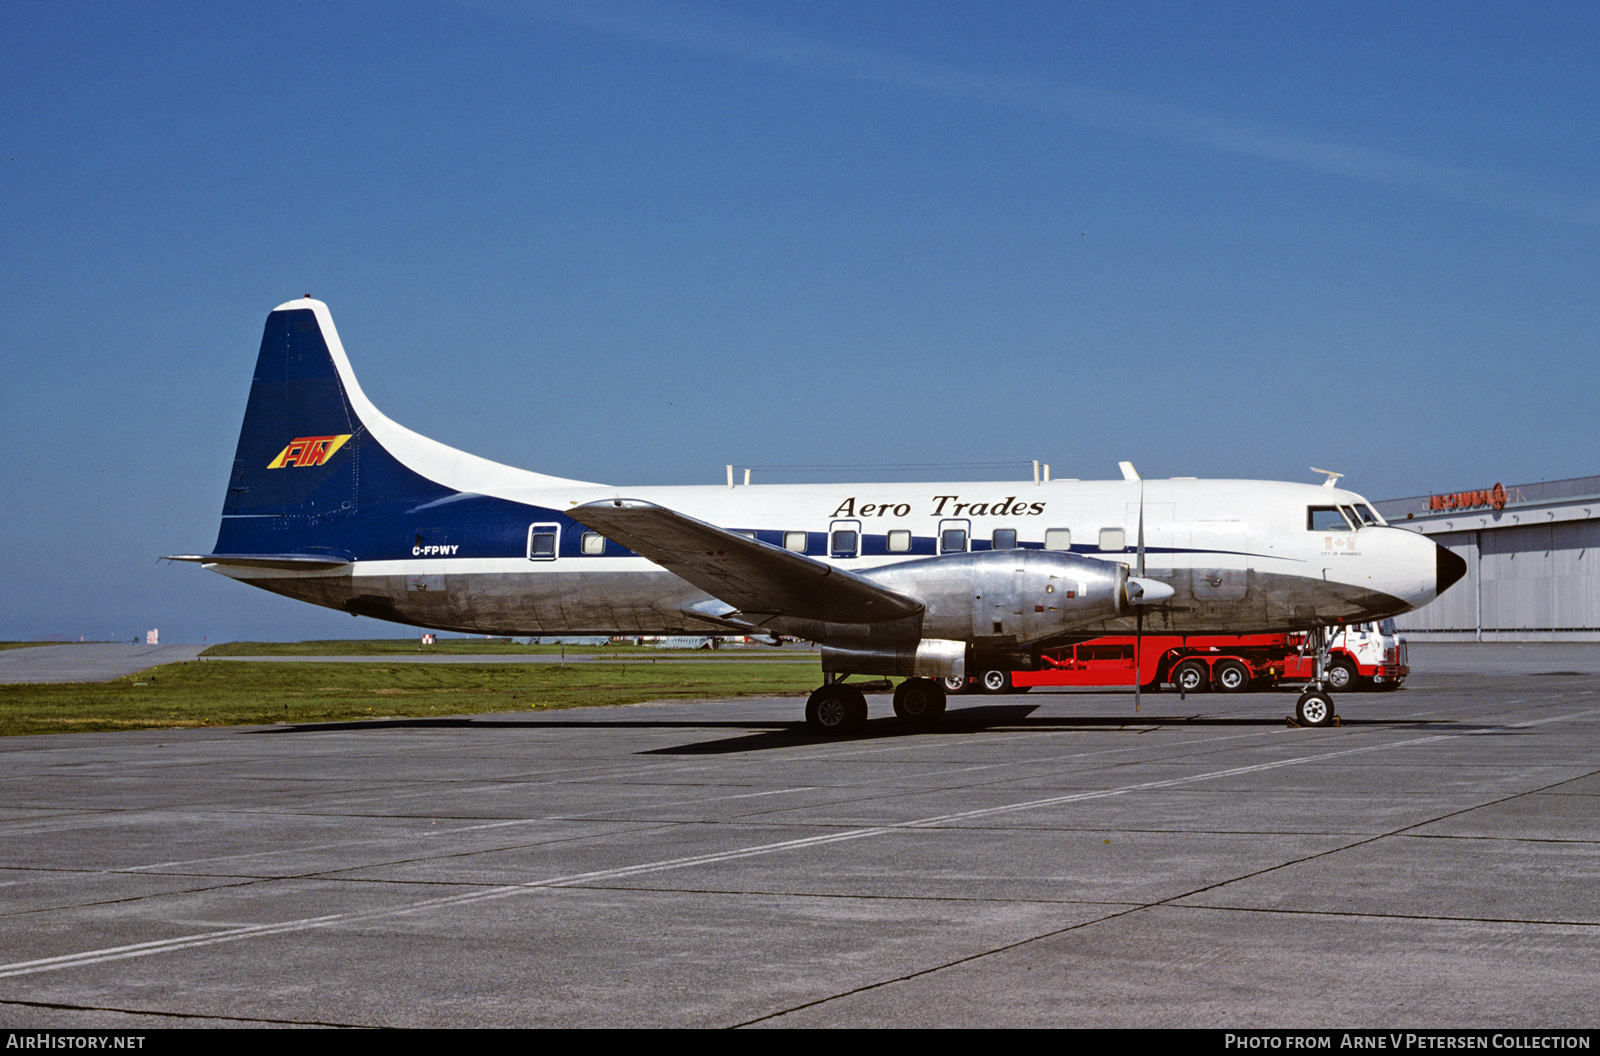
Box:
left=1291, top=626, right=1342, bottom=728
left=804, top=677, right=948, bottom=735
left=804, top=682, right=868, bottom=735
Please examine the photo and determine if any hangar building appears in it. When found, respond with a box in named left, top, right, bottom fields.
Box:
left=1374, top=475, right=1600, bottom=642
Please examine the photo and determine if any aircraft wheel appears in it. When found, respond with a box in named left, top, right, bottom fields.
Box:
left=1173, top=659, right=1209, bottom=693
left=893, top=678, right=947, bottom=728
left=942, top=675, right=969, bottom=694
left=1212, top=659, right=1251, bottom=693
left=1295, top=689, right=1336, bottom=727
left=806, top=684, right=868, bottom=736
left=1325, top=659, right=1356, bottom=690
left=978, top=669, right=1012, bottom=693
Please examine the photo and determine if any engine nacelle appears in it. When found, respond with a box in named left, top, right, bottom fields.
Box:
left=820, top=638, right=966, bottom=680
left=859, top=549, right=1131, bottom=646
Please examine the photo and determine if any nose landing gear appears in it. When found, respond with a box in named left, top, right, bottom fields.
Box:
left=1291, top=626, right=1342, bottom=728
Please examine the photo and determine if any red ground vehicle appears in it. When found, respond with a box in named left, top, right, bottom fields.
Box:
left=947, top=621, right=1408, bottom=694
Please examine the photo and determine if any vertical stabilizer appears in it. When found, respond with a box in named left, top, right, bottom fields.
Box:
left=211, top=298, right=593, bottom=560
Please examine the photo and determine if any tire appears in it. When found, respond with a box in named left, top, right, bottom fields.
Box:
left=942, top=675, right=969, bottom=694
left=978, top=669, right=1012, bottom=693
left=806, top=684, right=868, bottom=735
left=893, top=678, right=947, bottom=728
left=1212, top=659, right=1251, bottom=693
left=1173, top=659, right=1209, bottom=693
left=1326, top=659, right=1356, bottom=690
left=1295, top=689, right=1336, bottom=727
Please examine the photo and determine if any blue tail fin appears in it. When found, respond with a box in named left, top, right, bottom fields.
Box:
left=199, top=298, right=595, bottom=567
left=211, top=300, right=455, bottom=560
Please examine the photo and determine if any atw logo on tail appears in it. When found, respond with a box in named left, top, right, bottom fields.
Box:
left=267, top=434, right=352, bottom=468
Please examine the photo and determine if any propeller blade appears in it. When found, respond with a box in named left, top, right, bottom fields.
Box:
left=1135, top=479, right=1145, bottom=712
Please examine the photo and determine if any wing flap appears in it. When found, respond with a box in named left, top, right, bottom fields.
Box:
left=570, top=499, right=922, bottom=624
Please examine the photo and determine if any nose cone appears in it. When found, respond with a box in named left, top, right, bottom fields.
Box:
left=1437, top=543, right=1467, bottom=597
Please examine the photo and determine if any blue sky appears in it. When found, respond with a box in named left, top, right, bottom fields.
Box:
left=3, top=1, right=1596, bottom=642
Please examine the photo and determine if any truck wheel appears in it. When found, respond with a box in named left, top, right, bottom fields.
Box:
left=979, top=669, right=1012, bottom=693
left=942, top=675, right=969, bottom=694
left=1326, top=659, right=1356, bottom=690
left=1173, top=659, right=1209, bottom=693
left=1212, top=659, right=1251, bottom=693
left=1295, top=689, right=1336, bottom=727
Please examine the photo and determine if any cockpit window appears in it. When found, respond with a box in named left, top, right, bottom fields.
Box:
left=1353, top=504, right=1383, bottom=526
left=1307, top=506, right=1353, bottom=531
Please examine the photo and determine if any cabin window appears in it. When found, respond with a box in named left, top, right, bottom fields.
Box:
left=1098, top=528, right=1126, bottom=551
left=784, top=531, right=808, bottom=553
left=938, top=519, right=970, bottom=554
left=527, top=523, right=560, bottom=561
left=991, top=528, right=1017, bottom=550
left=1044, top=528, right=1071, bottom=551
left=580, top=531, right=606, bottom=555
left=735, top=530, right=756, bottom=540
left=887, top=529, right=912, bottom=552
left=831, top=529, right=859, bottom=558
left=1307, top=506, right=1353, bottom=531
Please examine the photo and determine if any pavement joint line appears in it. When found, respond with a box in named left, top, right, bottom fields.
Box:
left=734, top=712, right=1600, bottom=1024
left=1156, top=901, right=1600, bottom=928
left=4, top=710, right=1587, bottom=982
left=732, top=895, right=1158, bottom=1027
left=0, top=994, right=368, bottom=1028
left=1138, top=746, right=1600, bottom=918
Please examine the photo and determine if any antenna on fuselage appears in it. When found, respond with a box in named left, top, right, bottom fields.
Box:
left=1311, top=467, right=1343, bottom=488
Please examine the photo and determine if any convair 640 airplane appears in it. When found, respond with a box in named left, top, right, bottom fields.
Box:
left=171, top=299, right=1465, bottom=732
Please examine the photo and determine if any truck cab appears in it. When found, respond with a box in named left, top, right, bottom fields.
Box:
left=1288, top=619, right=1408, bottom=690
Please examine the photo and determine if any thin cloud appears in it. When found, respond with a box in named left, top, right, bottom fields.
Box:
left=508, top=0, right=1599, bottom=228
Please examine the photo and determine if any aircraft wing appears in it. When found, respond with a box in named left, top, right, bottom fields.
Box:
left=569, top=499, right=923, bottom=624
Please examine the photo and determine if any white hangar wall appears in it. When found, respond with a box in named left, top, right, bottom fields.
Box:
left=1374, top=476, right=1600, bottom=642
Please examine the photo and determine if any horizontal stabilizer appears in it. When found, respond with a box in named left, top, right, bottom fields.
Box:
left=164, top=553, right=352, bottom=571
left=570, top=499, right=923, bottom=624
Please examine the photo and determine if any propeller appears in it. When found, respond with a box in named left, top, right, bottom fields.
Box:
left=1135, top=481, right=1143, bottom=712
left=1123, top=473, right=1175, bottom=711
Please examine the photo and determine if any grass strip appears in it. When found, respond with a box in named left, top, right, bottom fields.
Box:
left=0, top=660, right=819, bottom=737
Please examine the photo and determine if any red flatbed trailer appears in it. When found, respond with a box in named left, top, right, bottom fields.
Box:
left=1009, top=634, right=1291, bottom=693
left=960, top=623, right=1407, bottom=694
